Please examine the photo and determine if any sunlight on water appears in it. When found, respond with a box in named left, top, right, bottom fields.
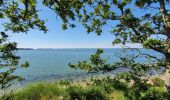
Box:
left=13, top=49, right=163, bottom=85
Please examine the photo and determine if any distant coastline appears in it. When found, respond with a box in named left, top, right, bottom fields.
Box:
left=18, top=47, right=143, bottom=50
left=18, top=48, right=34, bottom=50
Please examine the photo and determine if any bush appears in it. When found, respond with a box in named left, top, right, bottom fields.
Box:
left=67, top=85, right=107, bottom=100
left=67, top=86, right=86, bottom=100
left=5, top=78, right=168, bottom=100
left=109, top=91, right=128, bottom=100
left=151, top=77, right=164, bottom=87
left=58, top=80, right=71, bottom=86
left=92, top=79, right=115, bottom=93
left=86, top=86, right=107, bottom=100
left=92, top=78, right=128, bottom=92
left=142, top=87, right=166, bottom=100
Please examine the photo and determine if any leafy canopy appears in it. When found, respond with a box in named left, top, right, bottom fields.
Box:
left=43, top=0, right=170, bottom=93
left=0, top=0, right=47, bottom=90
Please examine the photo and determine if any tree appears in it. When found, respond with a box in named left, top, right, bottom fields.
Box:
left=43, top=0, right=170, bottom=91
left=0, top=0, right=170, bottom=93
left=0, top=0, right=47, bottom=90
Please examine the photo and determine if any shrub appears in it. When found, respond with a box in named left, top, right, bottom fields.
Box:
left=92, top=78, right=128, bottom=92
left=92, top=79, right=115, bottom=93
left=67, top=85, right=107, bottom=100
left=109, top=91, right=128, bottom=100
left=151, top=77, right=164, bottom=87
left=58, top=80, right=71, bottom=86
left=5, top=78, right=168, bottom=100
left=86, top=86, right=107, bottom=100
left=67, top=86, right=86, bottom=100
left=142, top=87, right=166, bottom=100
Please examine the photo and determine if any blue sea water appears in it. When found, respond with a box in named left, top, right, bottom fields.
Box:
left=13, top=49, right=163, bottom=85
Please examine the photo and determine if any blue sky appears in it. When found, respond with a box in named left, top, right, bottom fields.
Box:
left=10, top=1, right=142, bottom=49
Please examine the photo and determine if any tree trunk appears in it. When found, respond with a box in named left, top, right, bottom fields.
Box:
left=159, top=0, right=170, bottom=30
left=164, top=44, right=170, bottom=91
left=165, top=69, right=170, bottom=91
left=158, top=0, right=170, bottom=91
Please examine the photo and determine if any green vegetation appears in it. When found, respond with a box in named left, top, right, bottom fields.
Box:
left=69, top=48, right=169, bottom=98
left=63, top=0, right=170, bottom=93
left=1, top=77, right=169, bottom=100
left=1, top=81, right=108, bottom=100
left=47, top=0, right=170, bottom=91
left=151, top=77, right=165, bottom=87
left=33, top=1, right=170, bottom=98
left=0, top=32, right=29, bottom=90
left=0, top=0, right=170, bottom=99
left=0, top=0, right=47, bottom=90
left=5, top=83, right=67, bottom=100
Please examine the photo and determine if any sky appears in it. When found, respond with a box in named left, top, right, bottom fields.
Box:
left=9, top=1, right=143, bottom=49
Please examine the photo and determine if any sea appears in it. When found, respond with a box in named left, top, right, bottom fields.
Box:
left=12, top=48, right=163, bottom=86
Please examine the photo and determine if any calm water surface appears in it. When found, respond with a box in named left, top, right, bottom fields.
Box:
left=13, top=49, right=163, bottom=85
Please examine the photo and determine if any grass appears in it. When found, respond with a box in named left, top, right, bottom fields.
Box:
left=5, top=82, right=68, bottom=100
left=1, top=80, right=128, bottom=100
left=109, top=91, right=127, bottom=100
left=1, top=77, right=168, bottom=100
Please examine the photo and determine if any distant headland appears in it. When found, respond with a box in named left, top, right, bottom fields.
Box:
left=18, top=48, right=34, bottom=50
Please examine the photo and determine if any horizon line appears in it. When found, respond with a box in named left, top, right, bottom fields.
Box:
left=19, top=47, right=143, bottom=49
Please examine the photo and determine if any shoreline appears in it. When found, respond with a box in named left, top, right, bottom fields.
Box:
left=0, top=72, right=116, bottom=94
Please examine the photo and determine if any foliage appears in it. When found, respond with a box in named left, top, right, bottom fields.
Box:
left=85, top=86, right=107, bottom=100
left=2, top=0, right=48, bottom=33
left=67, top=82, right=107, bottom=100
left=3, top=82, right=68, bottom=100
left=67, top=86, right=86, bottom=100
left=3, top=81, right=108, bottom=100
left=151, top=77, right=165, bottom=87
left=2, top=78, right=170, bottom=100
left=58, top=80, right=71, bottom=86
left=141, top=87, right=166, bottom=100
left=91, top=77, right=170, bottom=100
left=43, top=0, right=170, bottom=49
left=0, top=32, right=29, bottom=90
left=69, top=49, right=117, bottom=73
left=1, top=0, right=170, bottom=99
left=91, top=77, right=128, bottom=92
left=45, top=0, right=170, bottom=98
left=0, top=0, right=47, bottom=90
left=44, top=0, right=170, bottom=91
left=69, top=48, right=167, bottom=98
left=1, top=0, right=169, bottom=89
